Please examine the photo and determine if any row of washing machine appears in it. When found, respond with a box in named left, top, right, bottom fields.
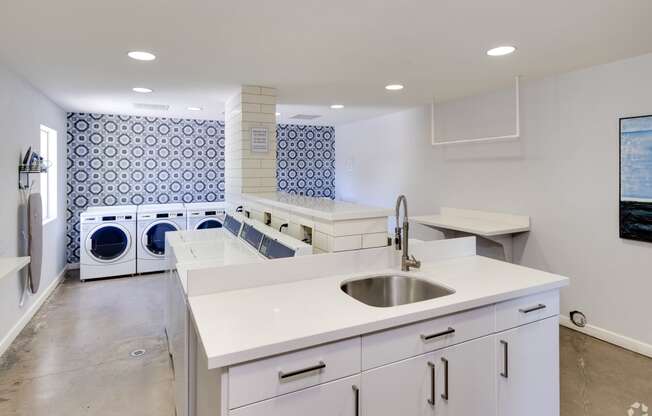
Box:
left=79, top=202, right=225, bottom=281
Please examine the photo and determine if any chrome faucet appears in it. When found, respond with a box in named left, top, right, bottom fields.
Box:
left=394, top=195, right=421, bottom=271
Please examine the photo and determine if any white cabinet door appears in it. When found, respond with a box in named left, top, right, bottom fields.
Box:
left=361, top=352, right=437, bottom=416
left=436, top=335, right=496, bottom=416
left=230, top=375, right=361, bottom=416
left=497, top=316, right=559, bottom=416
left=361, top=335, right=496, bottom=416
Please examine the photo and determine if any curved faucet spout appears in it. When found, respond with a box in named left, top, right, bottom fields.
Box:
left=394, top=195, right=420, bottom=271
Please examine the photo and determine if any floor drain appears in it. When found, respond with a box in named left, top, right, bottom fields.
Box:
left=130, top=349, right=146, bottom=357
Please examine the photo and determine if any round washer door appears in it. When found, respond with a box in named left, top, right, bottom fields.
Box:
left=195, top=218, right=223, bottom=230
left=85, top=224, right=131, bottom=262
left=142, top=221, right=179, bottom=256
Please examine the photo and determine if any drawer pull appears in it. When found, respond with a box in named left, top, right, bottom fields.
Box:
left=278, top=361, right=326, bottom=380
left=440, top=357, right=449, bottom=400
left=518, top=304, right=546, bottom=314
left=500, top=340, right=509, bottom=378
left=421, top=327, right=455, bottom=341
left=427, top=361, right=436, bottom=406
left=352, top=385, right=360, bottom=416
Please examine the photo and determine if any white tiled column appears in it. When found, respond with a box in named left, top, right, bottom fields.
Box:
left=224, top=86, right=277, bottom=209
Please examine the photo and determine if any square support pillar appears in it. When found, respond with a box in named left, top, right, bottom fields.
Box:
left=224, top=86, right=277, bottom=210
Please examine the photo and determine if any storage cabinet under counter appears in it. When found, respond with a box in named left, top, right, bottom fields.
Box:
left=193, top=289, right=561, bottom=416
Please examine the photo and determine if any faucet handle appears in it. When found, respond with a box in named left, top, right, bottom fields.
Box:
left=410, top=255, right=421, bottom=269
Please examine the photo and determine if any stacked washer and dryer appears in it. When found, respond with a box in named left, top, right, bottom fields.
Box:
left=79, top=202, right=225, bottom=281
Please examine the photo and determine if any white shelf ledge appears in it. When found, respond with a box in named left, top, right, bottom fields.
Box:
left=431, top=76, right=521, bottom=146
left=411, top=208, right=530, bottom=262
left=0, top=256, right=30, bottom=281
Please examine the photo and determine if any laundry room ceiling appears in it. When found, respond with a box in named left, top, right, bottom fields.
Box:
left=1, top=0, right=652, bottom=124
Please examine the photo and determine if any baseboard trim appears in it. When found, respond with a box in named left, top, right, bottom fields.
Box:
left=560, top=315, right=652, bottom=358
left=0, top=267, right=67, bottom=358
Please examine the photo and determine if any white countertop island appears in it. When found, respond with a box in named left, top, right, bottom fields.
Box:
left=181, top=237, right=569, bottom=416
left=241, top=192, right=393, bottom=222
left=238, top=192, right=393, bottom=253
left=188, top=247, right=566, bottom=369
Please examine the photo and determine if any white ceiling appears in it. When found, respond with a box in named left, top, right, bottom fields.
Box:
left=1, top=0, right=651, bottom=125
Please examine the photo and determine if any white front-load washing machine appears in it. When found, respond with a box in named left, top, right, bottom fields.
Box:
left=137, top=203, right=186, bottom=274
left=80, top=205, right=137, bottom=281
left=185, top=201, right=225, bottom=230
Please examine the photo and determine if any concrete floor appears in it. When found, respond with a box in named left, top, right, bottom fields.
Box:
left=0, top=270, right=174, bottom=416
left=0, top=271, right=650, bottom=415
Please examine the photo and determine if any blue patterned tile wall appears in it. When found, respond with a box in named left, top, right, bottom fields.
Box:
left=66, top=113, right=226, bottom=262
left=66, top=113, right=335, bottom=263
left=276, top=124, right=335, bottom=198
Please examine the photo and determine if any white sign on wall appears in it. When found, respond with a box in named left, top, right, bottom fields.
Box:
left=251, top=128, right=269, bottom=153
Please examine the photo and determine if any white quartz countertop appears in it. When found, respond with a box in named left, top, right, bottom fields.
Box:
left=189, top=255, right=568, bottom=369
left=412, top=213, right=530, bottom=237
left=242, top=192, right=393, bottom=221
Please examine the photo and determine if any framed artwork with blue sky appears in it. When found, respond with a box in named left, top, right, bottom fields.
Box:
left=620, top=115, right=652, bottom=242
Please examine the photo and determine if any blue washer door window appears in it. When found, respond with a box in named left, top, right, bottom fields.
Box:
left=196, top=218, right=223, bottom=230
left=144, top=222, right=178, bottom=256
left=89, top=225, right=129, bottom=261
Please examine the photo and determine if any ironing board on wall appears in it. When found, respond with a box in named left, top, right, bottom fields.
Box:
left=28, top=193, right=43, bottom=294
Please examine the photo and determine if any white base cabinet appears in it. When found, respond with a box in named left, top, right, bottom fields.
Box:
left=361, top=335, right=496, bottom=416
left=497, top=316, right=559, bottom=416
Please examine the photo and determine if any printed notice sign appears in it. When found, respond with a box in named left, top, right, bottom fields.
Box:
left=251, top=128, right=269, bottom=153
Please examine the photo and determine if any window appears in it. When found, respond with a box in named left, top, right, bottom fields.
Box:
left=40, top=125, right=57, bottom=224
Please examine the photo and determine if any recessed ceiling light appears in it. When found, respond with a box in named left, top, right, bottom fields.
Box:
left=187, top=106, right=202, bottom=111
left=330, top=104, right=344, bottom=109
left=385, top=84, right=404, bottom=91
left=127, top=51, right=156, bottom=61
left=275, top=112, right=281, bottom=116
left=132, top=87, right=153, bottom=93
left=486, top=46, right=516, bottom=56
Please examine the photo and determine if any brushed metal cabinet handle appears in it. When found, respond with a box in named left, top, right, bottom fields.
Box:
left=352, top=385, right=360, bottom=416
left=278, top=361, right=326, bottom=380
left=518, top=303, right=546, bottom=314
left=500, top=340, right=509, bottom=378
left=421, top=327, right=455, bottom=342
left=440, top=357, right=449, bottom=400
left=427, top=361, right=436, bottom=406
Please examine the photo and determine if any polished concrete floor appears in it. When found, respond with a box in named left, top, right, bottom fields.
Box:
left=0, top=271, right=650, bottom=415
left=0, top=270, right=174, bottom=416
left=560, top=325, right=652, bottom=415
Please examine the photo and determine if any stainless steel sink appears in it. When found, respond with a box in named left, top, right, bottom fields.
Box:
left=340, top=275, right=454, bottom=307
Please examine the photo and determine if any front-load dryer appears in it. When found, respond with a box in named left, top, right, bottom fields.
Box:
left=80, top=205, right=137, bottom=281
left=185, top=201, right=226, bottom=230
left=137, top=203, right=186, bottom=274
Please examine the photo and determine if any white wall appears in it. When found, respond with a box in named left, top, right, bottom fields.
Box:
left=336, top=52, right=652, bottom=348
left=0, top=63, right=67, bottom=353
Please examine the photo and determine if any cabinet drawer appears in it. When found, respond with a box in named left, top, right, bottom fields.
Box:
left=229, top=337, right=361, bottom=409
left=361, top=304, right=495, bottom=370
left=495, top=290, right=559, bottom=332
left=230, top=374, right=360, bottom=416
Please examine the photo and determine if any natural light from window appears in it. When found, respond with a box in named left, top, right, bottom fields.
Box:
left=40, top=125, right=57, bottom=224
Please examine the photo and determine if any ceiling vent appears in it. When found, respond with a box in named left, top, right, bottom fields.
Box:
left=289, top=114, right=322, bottom=120
left=133, top=103, right=170, bottom=111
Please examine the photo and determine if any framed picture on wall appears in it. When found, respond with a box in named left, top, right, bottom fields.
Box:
left=620, top=115, right=652, bottom=242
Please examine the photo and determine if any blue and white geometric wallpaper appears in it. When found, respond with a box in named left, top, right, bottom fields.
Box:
left=66, top=113, right=335, bottom=263
left=277, top=124, right=335, bottom=198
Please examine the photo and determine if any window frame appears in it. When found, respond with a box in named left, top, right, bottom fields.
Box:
left=39, top=125, right=58, bottom=225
